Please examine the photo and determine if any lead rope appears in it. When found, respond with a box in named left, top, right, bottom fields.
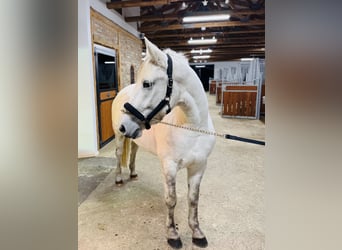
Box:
left=159, top=121, right=266, bottom=146
left=159, top=121, right=225, bottom=137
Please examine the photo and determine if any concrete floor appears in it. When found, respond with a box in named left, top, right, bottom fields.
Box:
left=78, top=93, right=265, bottom=250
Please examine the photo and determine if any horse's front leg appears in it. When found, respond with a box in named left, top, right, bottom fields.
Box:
left=129, top=141, right=138, bottom=179
left=114, top=147, right=123, bottom=185
left=162, top=160, right=182, bottom=249
left=187, top=162, right=208, bottom=248
left=114, top=135, right=125, bottom=185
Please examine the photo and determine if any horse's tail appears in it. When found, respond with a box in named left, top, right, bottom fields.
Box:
left=120, top=137, right=131, bottom=168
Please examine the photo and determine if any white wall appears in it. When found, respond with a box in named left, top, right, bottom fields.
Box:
left=78, top=0, right=98, bottom=157
left=200, top=59, right=265, bottom=83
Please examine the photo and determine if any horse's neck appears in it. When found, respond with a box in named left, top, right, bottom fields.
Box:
left=175, top=67, right=209, bottom=128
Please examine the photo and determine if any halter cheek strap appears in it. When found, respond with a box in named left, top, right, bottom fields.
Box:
left=123, top=54, right=173, bottom=130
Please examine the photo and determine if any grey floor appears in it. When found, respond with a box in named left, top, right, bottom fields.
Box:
left=78, top=93, right=265, bottom=250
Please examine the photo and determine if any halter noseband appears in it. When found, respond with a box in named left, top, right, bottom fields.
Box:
left=123, top=54, right=173, bottom=130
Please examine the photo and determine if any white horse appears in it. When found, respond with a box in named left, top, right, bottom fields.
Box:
left=112, top=38, right=215, bottom=248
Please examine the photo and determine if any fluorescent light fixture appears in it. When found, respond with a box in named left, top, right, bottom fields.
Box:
left=188, top=37, right=217, bottom=45
left=193, top=55, right=210, bottom=59
left=191, top=48, right=212, bottom=54
left=195, top=65, right=206, bottom=68
left=104, top=61, right=115, bottom=64
left=183, top=14, right=230, bottom=23
left=240, top=58, right=254, bottom=61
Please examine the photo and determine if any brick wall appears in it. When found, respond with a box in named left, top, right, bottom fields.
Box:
left=90, top=8, right=141, bottom=90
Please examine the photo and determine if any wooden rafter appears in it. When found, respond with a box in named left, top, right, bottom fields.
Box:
left=152, top=42, right=265, bottom=50
left=145, top=29, right=265, bottom=39
left=105, top=0, right=265, bottom=62
left=107, top=0, right=169, bottom=9
left=125, top=9, right=264, bottom=22
left=140, top=20, right=264, bottom=32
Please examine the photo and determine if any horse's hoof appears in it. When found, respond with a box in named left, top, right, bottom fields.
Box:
left=167, top=238, right=182, bottom=249
left=192, top=237, right=208, bottom=248
left=115, top=180, right=123, bottom=186
left=130, top=174, right=138, bottom=179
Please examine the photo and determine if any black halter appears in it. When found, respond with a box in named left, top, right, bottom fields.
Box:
left=123, top=54, right=173, bottom=130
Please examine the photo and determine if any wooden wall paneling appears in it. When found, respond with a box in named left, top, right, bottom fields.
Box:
left=209, top=80, right=216, bottom=95
left=221, top=85, right=258, bottom=118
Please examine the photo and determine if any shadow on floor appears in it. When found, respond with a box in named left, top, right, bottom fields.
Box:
left=78, top=157, right=116, bottom=206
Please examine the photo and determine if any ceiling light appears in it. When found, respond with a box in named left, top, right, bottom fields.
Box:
left=183, top=14, right=230, bottom=23
left=195, top=65, right=206, bottom=68
left=193, top=55, right=210, bottom=59
left=188, top=37, right=217, bottom=45
left=240, top=58, right=254, bottom=61
left=202, top=0, right=208, bottom=6
left=190, top=48, right=212, bottom=54
left=104, top=61, right=115, bottom=64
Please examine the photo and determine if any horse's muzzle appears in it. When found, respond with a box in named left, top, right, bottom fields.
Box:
left=119, top=116, right=143, bottom=139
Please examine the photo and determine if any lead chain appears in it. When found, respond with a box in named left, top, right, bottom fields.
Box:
left=159, top=121, right=226, bottom=138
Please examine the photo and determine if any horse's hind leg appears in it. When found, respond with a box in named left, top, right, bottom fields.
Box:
left=162, top=160, right=182, bottom=249
left=187, top=162, right=208, bottom=247
left=129, top=141, right=138, bottom=179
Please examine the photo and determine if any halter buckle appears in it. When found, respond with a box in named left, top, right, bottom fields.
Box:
left=168, top=78, right=173, bottom=88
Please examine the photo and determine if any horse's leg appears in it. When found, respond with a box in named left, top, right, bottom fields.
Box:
left=187, top=162, right=208, bottom=247
left=114, top=135, right=124, bottom=185
left=162, top=160, right=182, bottom=249
left=129, top=141, right=138, bottom=179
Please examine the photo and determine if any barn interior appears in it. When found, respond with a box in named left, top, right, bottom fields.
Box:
left=78, top=1, right=265, bottom=249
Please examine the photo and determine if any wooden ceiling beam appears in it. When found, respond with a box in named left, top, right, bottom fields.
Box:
left=145, top=29, right=265, bottom=39
left=140, top=19, right=264, bottom=32
left=158, top=44, right=265, bottom=51
left=125, top=9, right=265, bottom=22
left=183, top=48, right=265, bottom=54
left=154, top=40, right=265, bottom=47
left=189, top=56, right=265, bottom=63
left=152, top=36, right=265, bottom=43
left=107, top=0, right=169, bottom=9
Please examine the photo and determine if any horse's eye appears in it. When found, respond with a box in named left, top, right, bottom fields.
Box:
left=143, top=80, right=153, bottom=89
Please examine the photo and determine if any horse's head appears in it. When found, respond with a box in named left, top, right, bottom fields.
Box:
left=119, top=38, right=176, bottom=139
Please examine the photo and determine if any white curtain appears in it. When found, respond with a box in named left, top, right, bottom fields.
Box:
left=246, top=58, right=261, bottom=85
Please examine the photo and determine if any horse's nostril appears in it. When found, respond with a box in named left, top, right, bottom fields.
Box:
left=119, top=125, right=126, bottom=133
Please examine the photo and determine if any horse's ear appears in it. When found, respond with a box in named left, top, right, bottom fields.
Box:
left=144, top=37, right=167, bottom=69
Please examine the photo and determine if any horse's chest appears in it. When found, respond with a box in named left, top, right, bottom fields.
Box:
left=156, top=131, right=214, bottom=167
left=135, top=125, right=215, bottom=168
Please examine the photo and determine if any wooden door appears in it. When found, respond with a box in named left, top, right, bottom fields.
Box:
left=99, top=90, right=116, bottom=145
left=94, top=46, right=118, bottom=148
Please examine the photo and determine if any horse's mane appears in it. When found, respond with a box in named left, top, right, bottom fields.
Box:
left=163, top=48, right=189, bottom=65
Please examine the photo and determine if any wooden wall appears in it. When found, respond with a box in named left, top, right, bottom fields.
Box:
left=90, top=8, right=142, bottom=90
